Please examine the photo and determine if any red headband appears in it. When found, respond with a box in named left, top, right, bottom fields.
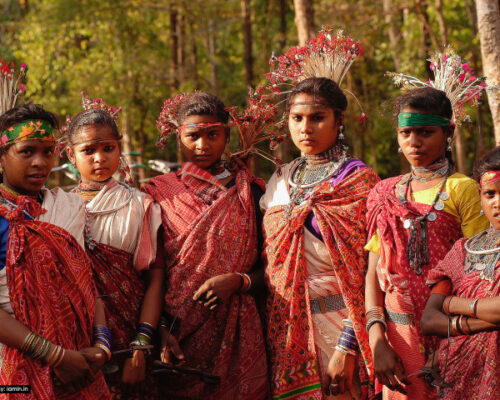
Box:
left=480, top=170, right=500, bottom=188
left=178, top=122, right=225, bottom=132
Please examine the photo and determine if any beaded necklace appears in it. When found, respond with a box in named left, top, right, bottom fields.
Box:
left=73, top=179, right=111, bottom=199
left=464, top=229, right=500, bottom=282
left=208, top=160, right=231, bottom=181
left=0, top=183, right=43, bottom=204
left=411, top=157, right=450, bottom=183
left=287, top=145, right=349, bottom=217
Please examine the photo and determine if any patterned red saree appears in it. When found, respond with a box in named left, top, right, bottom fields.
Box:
left=264, top=167, right=379, bottom=400
left=427, top=238, right=500, bottom=400
left=87, top=244, right=144, bottom=351
left=143, top=162, right=269, bottom=400
left=366, top=177, right=463, bottom=400
left=0, top=192, right=110, bottom=400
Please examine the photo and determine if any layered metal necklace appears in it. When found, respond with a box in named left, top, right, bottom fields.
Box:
left=397, top=157, right=451, bottom=274
left=464, top=228, right=500, bottom=282
left=287, top=145, right=349, bottom=217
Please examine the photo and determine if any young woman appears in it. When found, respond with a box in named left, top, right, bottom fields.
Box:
left=143, top=91, right=269, bottom=399
left=364, top=87, right=489, bottom=400
left=0, top=104, right=111, bottom=399
left=65, top=106, right=162, bottom=398
left=261, top=77, right=379, bottom=400
left=421, top=146, right=500, bottom=399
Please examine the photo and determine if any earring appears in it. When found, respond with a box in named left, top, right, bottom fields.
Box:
left=398, top=147, right=402, bottom=154
left=447, top=137, right=453, bottom=152
left=480, top=209, right=484, bottom=215
left=338, top=125, right=345, bottom=141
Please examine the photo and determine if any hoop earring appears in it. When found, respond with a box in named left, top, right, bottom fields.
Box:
left=447, top=137, right=453, bottom=152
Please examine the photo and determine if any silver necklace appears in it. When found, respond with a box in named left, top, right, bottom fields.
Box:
left=464, top=229, right=500, bottom=282
left=213, top=169, right=232, bottom=180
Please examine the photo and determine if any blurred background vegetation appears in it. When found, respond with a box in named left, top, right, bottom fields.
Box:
left=0, top=0, right=497, bottom=184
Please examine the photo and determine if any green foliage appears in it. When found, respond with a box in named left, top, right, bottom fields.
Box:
left=0, top=0, right=495, bottom=181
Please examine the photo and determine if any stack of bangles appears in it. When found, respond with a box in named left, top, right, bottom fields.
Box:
left=442, top=296, right=479, bottom=336
left=130, top=322, right=155, bottom=348
left=335, top=319, right=359, bottom=356
left=93, top=325, right=112, bottom=361
left=236, top=272, right=252, bottom=293
left=21, top=332, right=65, bottom=367
left=365, top=306, right=387, bottom=333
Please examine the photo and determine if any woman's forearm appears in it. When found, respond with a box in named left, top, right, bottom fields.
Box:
left=447, top=295, right=500, bottom=324
left=138, top=268, right=165, bottom=327
left=0, top=309, right=30, bottom=350
left=365, top=252, right=386, bottom=346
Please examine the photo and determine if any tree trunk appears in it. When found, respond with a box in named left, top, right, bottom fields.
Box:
left=188, top=17, right=200, bottom=87
left=383, top=0, right=402, bottom=70
left=169, top=4, right=179, bottom=91
left=177, top=12, right=186, bottom=87
left=293, top=0, right=314, bottom=46
left=435, top=0, right=448, bottom=45
left=415, top=0, right=441, bottom=50
left=476, top=0, right=500, bottom=144
left=279, top=0, right=287, bottom=50
left=454, top=125, right=467, bottom=174
left=207, top=19, right=218, bottom=95
left=241, top=0, right=253, bottom=87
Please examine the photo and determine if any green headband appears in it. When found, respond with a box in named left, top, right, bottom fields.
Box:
left=398, top=112, right=451, bottom=128
left=1, top=120, right=55, bottom=147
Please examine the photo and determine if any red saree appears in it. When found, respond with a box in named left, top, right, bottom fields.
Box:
left=87, top=243, right=144, bottom=351
left=427, top=238, right=500, bottom=399
left=264, top=167, right=379, bottom=400
left=0, top=192, right=110, bottom=400
left=366, top=177, right=463, bottom=400
left=143, top=162, right=269, bottom=400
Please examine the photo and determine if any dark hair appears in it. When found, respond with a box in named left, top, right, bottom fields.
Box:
left=67, top=109, right=121, bottom=145
left=0, top=103, right=58, bottom=133
left=393, top=86, right=454, bottom=166
left=0, top=103, right=58, bottom=155
left=473, top=146, right=500, bottom=183
left=392, top=87, right=452, bottom=120
left=286, top=77, right=348, bottom=121
left=174, top=92, right=229, bottom=125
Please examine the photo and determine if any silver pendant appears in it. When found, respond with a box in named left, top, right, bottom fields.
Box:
left=427, top=212, right=437, bottom=222
left=439, top=192, right=449, bottom=201
left=434, top=201, right=445, bottom=211
left=403, top=219, right=411, bottom=229
left=475, top=263, right=486, bottom=271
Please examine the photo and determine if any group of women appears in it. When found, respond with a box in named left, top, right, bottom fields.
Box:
left=0, top=29, right=499, bottom=400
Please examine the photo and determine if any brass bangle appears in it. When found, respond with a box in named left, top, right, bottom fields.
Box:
left=95, top=343, right=112, bottom=361
left=53, top=348, right=66, bottom=368
left=442, top=296, right=453, bottom=315
left=469, top=298, right=479, bottom=318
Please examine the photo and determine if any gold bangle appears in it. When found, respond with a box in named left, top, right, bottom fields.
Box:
left=95, top=343, right=111, bottom=361
left=469, top=298, right=479, bottom=318
left=53, top=348, right=65, bottom=368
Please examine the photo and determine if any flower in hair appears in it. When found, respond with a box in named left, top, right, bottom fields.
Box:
left=156, top=92, right=189, bottom=148
left=228, top=85, right=287, bottom=166
left=386, top=46, right=499, bottom=124
left=81, top=91, right=122, bottom=121
left=0, top=58, right=27, bottom=115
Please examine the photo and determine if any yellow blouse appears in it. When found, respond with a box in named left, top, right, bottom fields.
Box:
left=365, top=173, right=489, bottom=254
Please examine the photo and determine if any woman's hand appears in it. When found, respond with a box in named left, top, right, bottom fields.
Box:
left=192, top=273, right=241, bottom=310
left=53, top=349, right=94, bottom=393
left=370, top=334, right=410, bottom=394
left=323, top=350, right=355, bottom=396
left=79, top=347, right=107, bottom=375
left=122, top=350, right=147, bottom=384
left=159, top=326, right=185, bottom=364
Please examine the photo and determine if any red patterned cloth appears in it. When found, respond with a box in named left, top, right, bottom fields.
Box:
left=143, top=162, right=269, bottom=400
left=427, top=238, right=500, bottom=399
left=87, top=243, right=144, bottom=351
left=366, top=177, right=463, bottom=400
left=264, top=167, right=379, bottom=400
left=0, top=190, right=110, bottom=400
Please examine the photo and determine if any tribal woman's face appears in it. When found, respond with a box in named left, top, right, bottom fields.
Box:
left=178, top=114, right=228, bottom=170
left=0, top=139, right=55, bottom=196
left=288, top=93, right=341, bottom=155
left=481, top=179, right=500, bottom=231
left=397, top=107, right=452, bottom=168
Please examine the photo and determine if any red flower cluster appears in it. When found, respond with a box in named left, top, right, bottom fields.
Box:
left=228, top=85, right=287, bottom=165
left=155, top=92, right=188, bottom=148
left=0, top=59, right=27, bottom=115
left=81, top=92, right=122, bottom=121
left=265, top=27, right=364, bottom=92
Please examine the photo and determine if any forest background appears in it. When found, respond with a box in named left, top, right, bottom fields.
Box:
left=1, top=0, right=500, bottom=183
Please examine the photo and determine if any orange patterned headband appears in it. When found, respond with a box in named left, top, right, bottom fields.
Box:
left=480, top=170, right=500, bottom=188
